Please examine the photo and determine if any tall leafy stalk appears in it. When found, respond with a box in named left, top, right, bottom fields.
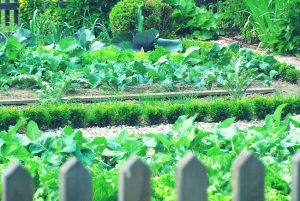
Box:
left=243, top=0, right=299, bottom=54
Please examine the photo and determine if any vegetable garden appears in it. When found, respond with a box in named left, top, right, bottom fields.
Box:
left=0, top=0, right=299, bottom=200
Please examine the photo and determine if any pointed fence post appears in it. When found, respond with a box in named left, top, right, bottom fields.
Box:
left=2, top=162, right=34, bottom=201
left=232, top=151, right=264, bottom=201
left=176, top=153, right=208, bottom=201
left=293, top=152, right=300, bottom=201
left=118, top=155, right=151, bottom=201
left=60, top=158, right=92, bottom=201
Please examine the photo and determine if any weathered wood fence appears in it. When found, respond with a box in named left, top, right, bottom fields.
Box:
left=0, top=0, right=19, bottom=26
left=2, top=151, right=300, bottom=201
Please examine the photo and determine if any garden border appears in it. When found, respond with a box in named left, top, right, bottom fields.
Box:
left=0, top=87, right=275, bottom=105
left=0, top=95, right=299, bottom=131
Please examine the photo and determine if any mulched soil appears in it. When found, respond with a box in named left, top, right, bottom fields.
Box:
left=0, top=80, right=298, bottom=101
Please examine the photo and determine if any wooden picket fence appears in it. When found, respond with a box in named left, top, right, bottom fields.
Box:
left=0, top=0, right=19, bottom=26
left=2, top=151, right=300, bottom=201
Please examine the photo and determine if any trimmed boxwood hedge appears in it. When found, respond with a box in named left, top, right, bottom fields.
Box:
left=0, top=96, right=299, bottom=131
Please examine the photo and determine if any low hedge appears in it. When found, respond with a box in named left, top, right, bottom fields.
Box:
left=0, top=96, right=299, bottom=131
left=273, top=62, right=300, bottom=85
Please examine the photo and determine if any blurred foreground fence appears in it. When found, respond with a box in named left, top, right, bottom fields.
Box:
left=2, top=151, right=300, bottom=201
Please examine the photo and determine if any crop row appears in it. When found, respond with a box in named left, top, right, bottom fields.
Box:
left=0, top=103, right=298, bottom=200
left=0, top=96, right=299, bottom=131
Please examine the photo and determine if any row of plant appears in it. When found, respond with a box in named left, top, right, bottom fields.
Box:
left=0, top=96, right=299, bottom=131
left=17, top=0, right=219, bottom=41
left=16, top=0, right=300, bottom=56
left=0, top=104, right=299, bottom=200
left=1, top=22, right=284, bottom=103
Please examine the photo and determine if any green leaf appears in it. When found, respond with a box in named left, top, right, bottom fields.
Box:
left=29, top=143, right=45, bottom=154
left=5, top=37, right=24, bottom=60
left=133, top=29, right=159, bottom=51
left=26, top=121, right=42, bottom=141
left=142, top=136, right=157, bottom=148
left=42, top=151, right=63, bottom=166
left=123, top=139, right=143, bottom=154
left=207, top=147, right=223, bottom=157
left=218, top=117, right=236, bottom=128
left=90, top=41, right=105, bottom=51
left=156, top=38, right=183, bottom=52
left=61, top=136, right=76, bottom=153
left=273, top=104, right=287, bottom=126
left=58, top=36, right=79, bottom=50
left=291, top=115, right=300, bottom=127
left=172, top=115, right=197, bottom=134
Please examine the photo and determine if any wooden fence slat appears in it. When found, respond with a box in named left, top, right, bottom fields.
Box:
left=176, top=153, right=208, bottom=201
left=5, top=0, right=9, bottom=26
left=232, top=151, right=265, bottom=201
left=118, top=155, right=151, bottom=201
left=13, top=0, right=18, bottom=24
left=0, top=3, right=19, bottom=10
left=293, top=152, right=300, bottom=201
left=2, top=162, right=34, bottom=201
left=60, top=157, right=92, bottom=201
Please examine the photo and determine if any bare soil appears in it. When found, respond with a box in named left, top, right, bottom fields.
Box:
left=0, top=80, right=298, bottom=101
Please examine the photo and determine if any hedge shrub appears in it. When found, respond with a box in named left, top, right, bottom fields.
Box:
left=0, top=96, right=299, bottom=131
left=109, top=0, right=173, bottom=36
left=19, top=0, right=119, bottom=35
left=273, top=62, right=300, bottom=85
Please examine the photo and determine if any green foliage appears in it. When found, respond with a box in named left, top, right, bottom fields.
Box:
left=92, top=105, right=116, bottom=127
left=19, top=0, right=119, bottom=37
left=217, top=0, right=258, bottom=42
left=217, top=0, right=249, bottom=31
left=273, top=62, right=300, bottom=85
left=243, top=0, right=300, bottom=55
left=0, top=96, right=299, bottom=131
left=208, top=100, right=234, bottom=122
left=23, top=107, right=50, bottom=129
left=232, top=100, right=254, bottom=120
left=114, top=102, right=143, bottom=125
left=0, top=30, right=294, bottom=104
left=182, top=39, right=215, bottom=51
left=165, top=104, right=185, bottom=123
left=111, top=28, right=183, bottom=52
left=48, top=105, right=71, bottom=128
left=69, top=107, right=88, bottom=128
left=253, top=97, right=281, bottom=119
left=223, top=55, right=276, bottom=100
left=184, top=101, right=209, bottom=122
left=109, top=0, right=173, bottom=36
left=0, top=105, right=299, bottom=199
left=145, top=105, right=165, bottom=125
left=0, top=108, right=20, bottom=131
left=171, top=0, right=219, bottom=40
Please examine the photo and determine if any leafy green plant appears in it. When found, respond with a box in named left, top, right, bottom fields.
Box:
left=172, top=0, right=220, bottom=40
left=109, top=0, right=173, bottom=36
left=223, top=56, right=277, bottom=100
left=111, top=28, right=182, bottom=52
left=1, top=108, right=297, bottom=200
left=243, top=0, right=300, bottom=55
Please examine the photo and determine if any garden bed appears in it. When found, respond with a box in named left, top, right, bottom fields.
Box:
left=1, top=79, right=300, bottom=105
left=0, top=86, right=276, bottom=105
